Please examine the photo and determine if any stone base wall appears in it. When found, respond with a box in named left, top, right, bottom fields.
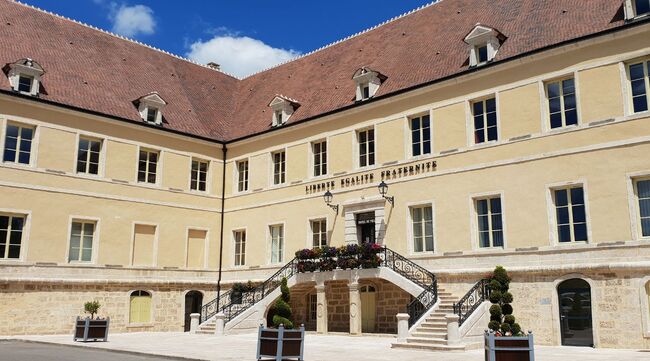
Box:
left=326, top=280, right=350, bottom=332
left=0, top=282, right=215, bottom=336
left=360, top=279, right=411, bottom=334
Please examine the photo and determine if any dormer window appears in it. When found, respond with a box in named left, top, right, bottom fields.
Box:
left=464, top=24, right=506, bottom=67
left=3, top=58, right=44, bottom=96
left=134, top=92, right=166, bottom=126
left=352, top=67, right=386, bottom=102
left=269, top=95, right=299, bottom=127
left=625, top=0, right=650, bottom=19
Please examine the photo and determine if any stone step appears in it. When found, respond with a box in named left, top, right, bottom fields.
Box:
left=392, top=342, right=466, bottom=352
left=411, top=331, right=447, bottom=339
left=419, top=323, right=447, bottom=330
left=195, top=330, right=214, bottom=335
left=406, top=337, right=448, bottom=345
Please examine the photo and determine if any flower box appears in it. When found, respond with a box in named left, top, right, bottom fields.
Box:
left=73, top=317, right=109, bottom=342
left=257, top=324, right=305, bottom=361
left=484, top=330, right=534, bottom=361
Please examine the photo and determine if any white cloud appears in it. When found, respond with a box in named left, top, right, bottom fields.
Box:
left=186, top=36, right=301, bottom=78
left=110, top=4, right=156, bottom=38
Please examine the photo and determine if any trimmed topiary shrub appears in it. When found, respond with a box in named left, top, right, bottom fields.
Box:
left=487, top=266, right=523, bottom=336
left=272, top=277, right=293, bottom=329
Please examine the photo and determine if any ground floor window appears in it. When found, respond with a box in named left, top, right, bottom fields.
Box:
left=68, top=221, right=95, bottom=262
left=410, top=205, right=434, bottom=253
left=0, top=214, right=25, bottom=259
left=475, top=196, right=503, bottom=248
left=129, top=290, right=152, bottom=324
left=270, top=224, right=284, bottom=264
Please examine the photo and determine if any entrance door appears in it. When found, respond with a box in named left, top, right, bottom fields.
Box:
left=557, top=279, right=593, bottom=347
left=360, top=285, right=376, bottom=333
left=184, top=291, right=203, bottom=332
left=356, top=212, right=375, bottom=245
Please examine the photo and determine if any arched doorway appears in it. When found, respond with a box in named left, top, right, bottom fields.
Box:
left=360, top=285, right=376, bottom=333
left=557, top=279, right=593, bottom=347
left=184, top=291, right=203, bottom=332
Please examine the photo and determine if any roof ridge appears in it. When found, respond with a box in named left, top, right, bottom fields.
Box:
left=241, top=0, right=442, bottom=79
left=11, top=0, right=242, bottom=80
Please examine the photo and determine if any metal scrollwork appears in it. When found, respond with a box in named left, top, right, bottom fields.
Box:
left=452, top=278, right=491, bottom=326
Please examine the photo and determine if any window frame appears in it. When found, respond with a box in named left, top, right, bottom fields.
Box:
left=544, top=76, right=579, bottom=130
left=129, top=221, right=159, bottom=267
left=406, top=201, right=436, bottom=255
left=311, top=139, right=328, bottom=178
left=75, top=135, right=104, bottom=176
left=136, top=147, right=161, bottom=186
left=2, top=121, right=36, bottom=167
left=470, top=96, right=499, bottom=145
left=470, top=192, right=507, bottom=250
left=17, top=74, right=34, bottom=94
left=235, top=158, right=249, bottom=193
left=626, top=59, right=650, bottom=115
left=185, top=227, right=209, bottom=270
left=632, top=0, right=650, bottom=18
left=271, top=150, right=287, bottom=186
left=145, top=107, right=159, bottom=124
left=66, top=217, right=99, bottom=264
left=308, top=292, right=318, bottom=322
left=408, top=113, right=432, bottom=158
left=309, top=218, right=328, bottom=249
left=0, top=210, right=30, bottom=262
left=627, top=173, right=650, bottom=241
left=546, top=182, right=591, bottom=246
left=189, top=158, right=210, bottom=193
left=268, top=223, right=285, bottom=265
left=356, top=127, right=376, bottom=169
left=233, top=228, right=247, bottom=267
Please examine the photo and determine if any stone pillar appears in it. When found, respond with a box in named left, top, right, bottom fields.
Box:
left=316, top=283, right=328, bottom=334
left=445, top=313, right=460, bottom=345
left=189, top=313, right=200, bottom=333
left=214, top=312, right=225, bottom=336
left=349, top=282, right=362, bottom=335
left=396, top=313, right=410, bottom=343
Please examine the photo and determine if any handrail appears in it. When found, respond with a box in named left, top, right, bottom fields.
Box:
left=382, top=247, right=438, bottom=327
left=452, top=278, right=491, bottom=326
left=201, top=246, right=438, bottom=328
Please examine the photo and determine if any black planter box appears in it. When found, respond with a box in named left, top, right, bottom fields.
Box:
left=73, top=317, right=109, bottom=342
left=484, top=330, right=534, bottom=361
left=257, top=324, right=305, bottom=361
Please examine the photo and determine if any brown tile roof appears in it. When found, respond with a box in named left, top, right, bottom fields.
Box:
left=0, top=0, right=637, bottom=142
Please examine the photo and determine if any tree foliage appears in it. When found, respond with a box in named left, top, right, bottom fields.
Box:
left=272, top=277, right=293, bottom=329
left=487, top=266, right=522, bottom=336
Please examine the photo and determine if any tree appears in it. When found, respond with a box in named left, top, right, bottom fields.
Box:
left=487, top=266, right=522, bottom=336
left=84, top=300, right=101, bottom=319
left=272, top=277, right=293, bottom=329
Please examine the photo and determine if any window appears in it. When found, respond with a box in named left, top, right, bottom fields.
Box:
left=145, top=107, right=158, bottom=124
left=472, top=98, right=498, bottom=143
left=234, top=230, right=246, bottom=266
left=362, top=84, right=370, bottom=100
left=137, top=149, right=159, bottom=184
left=129, top=290, right=152, bottom=324
left=410, top=115, right=431, bottom=157
left=553, top=186, right=588, bottom=243
left=312, top=140, right=327, bottom=177
left=269, top=96, right=298, bottom=126
left=308, top=293, right=317, bottom=321
left=68, top=221, right=95, bottom=262
left=311, top=219, right=327, bottom=248
left=636, top=179, right=650, bottom=238
left=477, top=45, right=489, bottom=64
left=236, top=160, right=249, bottom=192
left=547, top=78, right=578, bottom=129
left=475, top=197, right=504, bottom=248
left=191, top=159, right=209, bottom=192
left=0, top=214, right=25, bottom=259
left=464, top=25, right=504, bottom=67
left=634, top=0, right=650, bottom=16
left=272, top=151, right=286, bottom=185
left=270, top=224, right=284, bottom=264
left=76, top=138, right=102, bottom=175
left=410, top=205, right=434, bottom=253
left=274, top=110, right=284, bottom=125
left=3, top=123, right=34, bottom=165
left=17, top=75, right=33, bottom=93
left=358, top=128, right=375, bottom=167
left=629, top=61, right=649, bottom=113
left=352, top=67, right=385, bottom=101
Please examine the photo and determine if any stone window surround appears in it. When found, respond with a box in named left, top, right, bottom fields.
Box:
left=5, top=58, right=44, bottom=96
left=625, top=171, right=650, bottom=241
left=2, top=121, right=37, bottom=167
left=65, top=215, right=100, bottom=265
left=307, top=216, right=329, bottom=249
left=468, top=191, right=507, bottom=251
left=189, top=157, right=210, bottom=193
left=405, top=199, right=435, bottom=255
left=136, top=146, right=162, bottom=186
left=342, top=196, right=386, bottom=246
left=74, top=134, right=105, bottom=177
left=545, top=180, right=593, bottom=247
left=269, top=149, right=287, bottom=187
left=234, top=157, right=250, bottom=194
left=232, top=227, right=247, bottom=268
left=0, top=208, right=31, bottom=262
left=354, top=126, right=376, bottom=169
left=544, top=76, right=580, bottom=129
left=267, top=222, right=285, bottom=266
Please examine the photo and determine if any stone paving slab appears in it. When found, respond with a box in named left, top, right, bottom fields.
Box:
left=3, top=332, right=650, bottom=361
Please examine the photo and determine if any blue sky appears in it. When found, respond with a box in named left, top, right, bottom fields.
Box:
left=24, top=0, right=433, bottom=77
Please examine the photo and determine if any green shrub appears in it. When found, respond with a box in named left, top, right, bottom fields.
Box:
left=84, top=300, right=101, bottom=319
left=271, top=277, right=293, bottom=329
left=486, top=266, right=523, bottom=336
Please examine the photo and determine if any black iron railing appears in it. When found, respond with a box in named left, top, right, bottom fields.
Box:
left=201, top=258, right=298, bottom=323
left=382, top=247, right=438, bottom=327
left=452, top=278, right=491, bottom=326
left=201, top=246, right=438, bottom=328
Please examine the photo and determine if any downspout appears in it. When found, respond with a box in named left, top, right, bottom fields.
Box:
left=216, top=144, right=227, bottom=311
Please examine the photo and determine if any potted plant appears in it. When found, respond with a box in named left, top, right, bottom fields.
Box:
left=295, top=248, right=318, bottom=273
left=319, top=246, right=337, bottom=271
left=359, top=243, right=383, bottom=269
left=336, top=244, right=360, bottom=269
left=74, top=300, right=109, bottom=342
left=257, top=279, right=304, bottom=361
left=484, top=266, right=534, bottom=361
left=231, top=281, right=255, bottom=304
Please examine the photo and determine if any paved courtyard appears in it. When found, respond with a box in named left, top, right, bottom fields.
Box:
left=3, top=332, right=650, bottom=361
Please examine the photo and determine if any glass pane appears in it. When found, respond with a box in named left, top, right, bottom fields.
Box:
left=630, top=63, right=645, bottom=79
left=412, top=208, right=422, bottom=222
left=486, top=112, right=497, bottom=127
left=479, top=232, right=490, bottom=248
left=414, top=238, right=423, bottom=253
left=476, top=200, right=488, bottom=215
left=633, top=95, right=649, bottom=113
left=83, top=235, right=93, bottom=249
left=473, top=101, right=483, bottom=116
left=473, top=115, right=484, bottom=130
left=424, top=220, right=433, bottom=238
left=572, top=205, right=586, bottom=223
left=641, top=218, right=650, bottom=237
left=638, top=0, right=650, bottom=15
left=491, top=214, right=502, bottom=230
left=70, top=234, right=81, bottom=248
left=21, top=127, right=33, bottom=140
left=6, top=125, right=18, bottom=138
left=425, top=235, right=434, bottom=252
left=0, top=216, right=8, bottom=229
left=18, top=151, right=30, bottom=164
left=422, top=140, right=431, bottom=155
left=478, top=215, right=489, bottom=232
left=475, top=130, right=485, bottom=144
left=422, top=115, right=430, bottom=128
left=77, top=160, right=86, bottom=173
left=5, top=136, right=17, bottom=151
left=570, top=187, right=584, bottom=204
left=9, top=230, right=22, bottom=245
left=82, top=249, right=92, bottom=262
left=90, top=141, right=101, bottom=153
left=547, top=82, right=560, bottom=98
left=562, top=78, right=575, bottom=94
left=411, top=118, right=420, bottom=131
left=492, top=230, right=504, bottom=247
left=3, top=149, right=15, bottom=162
left=638, top=180, right=650, bottom=198
left=565, top=109, right=578, bottom=126
left=558, top=225, right=571, bottom=243
left=555, top=189, right=568, bottom=206
left=574, top=223, right=588, bottom=241
left=557, top=207, right=570, bottom=225
left=19, top=139, right=31, bottom=152
left=69, top=248, right=80, bottom=261
left=632, top=79, right=647, bottom=96
left=8, top=245, right=20, bottom=258
left=88, top=163, right=99, bottom=174
left=563, top=94, right=576, bottom=110
left=487, top=126, right=498, bottom=141
left=486, top=98, right=496, bottom=113
left=490, top=198, right=501, bottom=213
left=11, top=217, right=23, bottom=230
left=638, top=199, right=650, bottom=217
left=0, top=243, right=4, bottom=258
left=549, top=98, right=562, bottom=113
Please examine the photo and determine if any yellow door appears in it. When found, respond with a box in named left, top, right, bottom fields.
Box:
left=360, top=285, right=376, bottom=333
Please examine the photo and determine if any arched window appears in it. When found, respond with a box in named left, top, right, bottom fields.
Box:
left=129, top=290, right=152, bottom=324
left=360, top=285, right=376, bottom=293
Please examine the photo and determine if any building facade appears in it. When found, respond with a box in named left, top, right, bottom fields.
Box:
left=1, top=0, right=650, bottom=350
